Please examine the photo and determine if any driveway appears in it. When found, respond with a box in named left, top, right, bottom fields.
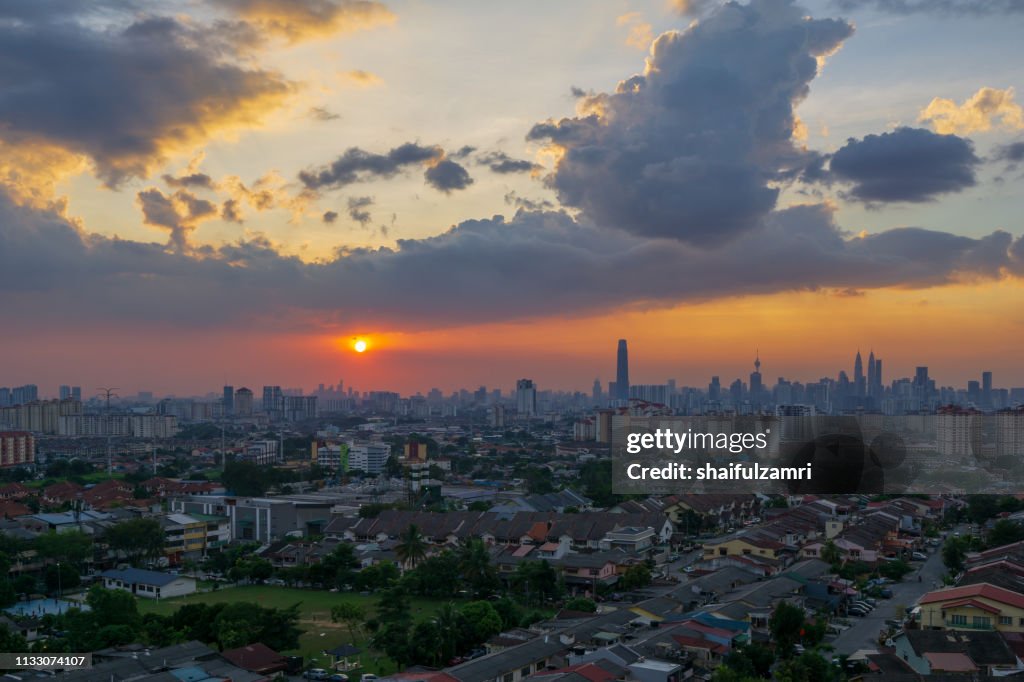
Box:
left=831, top=545, right=947, bottom=654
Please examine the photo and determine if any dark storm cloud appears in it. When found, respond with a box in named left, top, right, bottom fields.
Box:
left=346, top=196, right=374, bottom=225
left=222, top=199, right=244, bottom=223
left=528, top=0, right=853, bottom=246
left=829, top=127, right=979, bottom=203
left=423, top=160, right=474, bottom=193
left=323, top=210, right=340, bottom=224
left=478, top=151, right=540, bottom=175
left=3, top=188, right=1022, bottom=330
left=298, top=143, right=444, bottom=190
left=0, top=7, right=293, bottom=186
left=833, top=0, right=1024, bottom=15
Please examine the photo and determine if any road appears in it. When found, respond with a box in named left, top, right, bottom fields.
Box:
left=831, top=539, right=949, bottom=654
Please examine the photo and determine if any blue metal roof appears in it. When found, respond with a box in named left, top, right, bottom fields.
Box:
left=100, top=567, right=185, bottom=587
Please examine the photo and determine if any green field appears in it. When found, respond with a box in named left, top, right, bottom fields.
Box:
left=137, top=586, right=451, bottom=674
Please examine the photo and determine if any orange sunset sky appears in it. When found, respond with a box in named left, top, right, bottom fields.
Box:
left=0, top=0, right=1022, bottom=395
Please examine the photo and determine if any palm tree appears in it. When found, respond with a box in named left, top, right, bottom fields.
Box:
left=821, top=539, right=842, bottom=566
left=433, top=602, right=464, bottom=665
left=396, top=524, right=428, bottom=569
left=458, top=538, right=497, bottom=597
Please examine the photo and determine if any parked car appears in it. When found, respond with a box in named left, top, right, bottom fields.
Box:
left=304, top=670, right=329, bottom=681
left=793, top=644, right=806, bottom=655
left=852, top=601, right=873, bottom=611
left=911, top=551, right=928, bottom=561
left=880, top=588, right=894, bottom=599
left=361, top=675, right=379, bottom=682
left=848, top=607, right=868, bottom=617
left=327, top=675, right=348, bottom=682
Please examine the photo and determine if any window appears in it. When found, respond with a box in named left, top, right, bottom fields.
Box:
left=521, top=667, right=531, bottom=677
left=1019, top=618, right=1024, bottom=626
left=1001, top=616, right=1012, bottom=625
left=972, top=616, right=990, bottom=628
left=503, top=674, right=513, bottom=682
left=950, top=615, right=967, bottom=625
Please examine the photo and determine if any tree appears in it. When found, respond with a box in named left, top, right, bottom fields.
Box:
left=104, top=518, right=165, bottom=566
left=222, top=461, right=273, bottom=497
left=943, top=537, right=970, bottom=574
left=458, top=538, right=499, bottom=598
left=323, top=543, right=361, bottom=589
left=376, top=586, right=410, bottom=624
left=212, top=602, right=301, bottom=652
left=247, top=558, right=273, bottom=583
left=459, top=601, right=502, bottom=650
left=988, top=519, right=1024, bottom=548
left=820, top=540, right=842, bottom=566
left=720, top=643, right=774, bottom=679
left=396, top=524, right=428, bottom=569
left=512, top=560, right=563, bottom=604
left=35, top=531, right=93, bottom=566
left=405, top=551, right=460, bottom=598
left=769, top=602, right=806, bottom=658
left=44, top=562, right=80, bottom=593
left=355, top=562, right=400, bottom=591
left=331, top=602, right=366, bottom=642
left=374, top=621, right=412, bottom=667
left=433, top=603, right=464, bottom=665
left=86, top=585, right=141, bottom=629
left=492, top=596, right=523, bottom=630
left=0, top=580, right=16, bottom=608
left=564, top=597, right=597, bottom=613
left=620, top=564, right=652, bottom=590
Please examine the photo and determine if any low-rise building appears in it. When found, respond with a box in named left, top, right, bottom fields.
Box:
left=100, top=567, right=196, bottom=599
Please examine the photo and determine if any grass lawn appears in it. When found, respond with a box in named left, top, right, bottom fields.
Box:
left=137, top=586, right=451, bottom=674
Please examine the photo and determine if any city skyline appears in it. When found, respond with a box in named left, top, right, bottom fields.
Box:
left=3, top=344, right=1019, bottom=403
left=0, top=0, right=1021, bottom=392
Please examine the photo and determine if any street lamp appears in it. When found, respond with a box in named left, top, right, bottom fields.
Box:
left=56, top=561, right=62, bottom=599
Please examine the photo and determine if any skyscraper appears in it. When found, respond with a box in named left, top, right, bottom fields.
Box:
left=516, top=379, right=537, bottom=417
left=983, top=371, right=993, bottom=408
left=749, top=353, right=763, bottom=405
left=615, top=339, right=630, bottom=403
left=223, top=385, right=234, bottom=415
left=854, top=350, right=865, bottom=398
left=235, top=387, right=254, bottom=416
left=592, top=378, right=602, bottom=405
left=867, top=351, right=876, bottom=397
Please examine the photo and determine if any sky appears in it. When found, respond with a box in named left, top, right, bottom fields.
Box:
left=1, top=0, right=1023, bottom=397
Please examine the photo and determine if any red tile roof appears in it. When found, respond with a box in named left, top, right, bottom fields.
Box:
left=919, top=583, right=1024, bottom=610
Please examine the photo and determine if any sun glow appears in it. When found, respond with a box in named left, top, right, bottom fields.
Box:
left=353, top=339, right=368, bottom=353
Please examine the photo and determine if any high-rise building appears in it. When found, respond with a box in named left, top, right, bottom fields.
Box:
left=71, top=386, right=81, bottom=401
left=234, top=387, right=254, bottom=416
left=59, top=385, right=71, bottom=400
left=983, top=371, right=993, bottom=409
left=223, top=386, right=234, bottom=415
left=854, top=350, right=865, bottom=398
left=262, top=386, right=284, bottom=416
left=516, top=379, right=537, bottom=417
left=615, top=339, right=630, bottom=403
left=592, top=379, right=602, bottom=405
left=0, top=431, right=35, bottom=468
left=749, top=353, right=763, bottom=406
left=708, top=376, right=721, bottom=402
left=867, top=351, right=876, bottom=396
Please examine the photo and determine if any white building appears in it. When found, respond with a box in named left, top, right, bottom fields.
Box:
left=100, top=568, right=196, bottom=599
left=348, top=441, right=390, bottom=474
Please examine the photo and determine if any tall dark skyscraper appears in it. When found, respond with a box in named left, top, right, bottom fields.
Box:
left=982, top=371, right=993, bottom=408
left=223, top=385, right=234, bottom=414
left=749, top=352, right=763, bottom=405
left=854, top=349, right=865, bottom=398
left=615, top=339, right=630, bottom=403
left=867, top=350, right=876, bottom=397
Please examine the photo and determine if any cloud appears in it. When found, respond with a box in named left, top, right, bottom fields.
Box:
left=323, top=210, right=339, bottom=224
left=299, top=143, right=445, bottom=190
left=528, top=0, right=853, bottom=246
left=137, top=188, right=218, bottom=252
left=347, top=196, right=374, bottom=225
left=833, top=0, right=1024, bottom=15
left=222, top=199, right=244, bottom=223
left=504, top=192, right=555, bottom=212
left=309, top=106, right=342, bottom=121
left=918, top=87, right=1024, bottom=136
left=617, top=12, right=654, bottom=51
left=217, top=0, right=395, bottom=43
left=996, top=141, right=1024, bottom=163
left=339, top=69, right=384, bottom=87
left=424, top=160, right=474, bottom=193
left=3, top=187, right=1022, bottom=331
left=829, top=127, right=979, bottom=203
left=0, top=9, right=294, bottom=187
left=478, top=151, right=541, bottom=175
left=163, top=172, right=217, bottom=190
left=669, top=0, right=719, bottom=15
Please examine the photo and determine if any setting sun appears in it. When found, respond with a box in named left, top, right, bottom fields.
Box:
left=354, top=339, right=368, bottom=353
